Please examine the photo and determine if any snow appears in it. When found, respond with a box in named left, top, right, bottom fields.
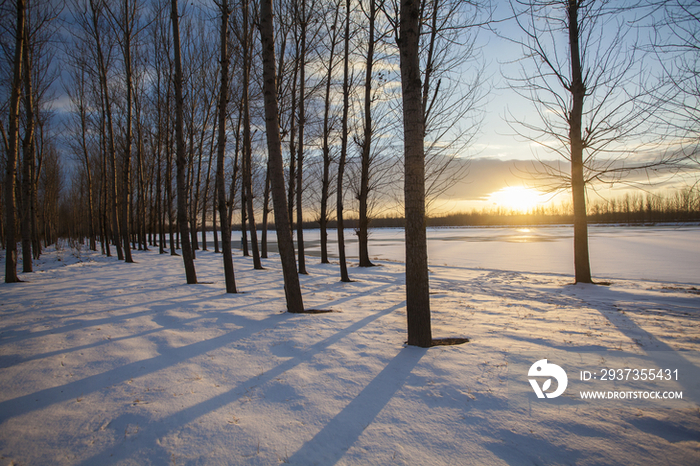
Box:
left=1, top=226, right=699, bottom=465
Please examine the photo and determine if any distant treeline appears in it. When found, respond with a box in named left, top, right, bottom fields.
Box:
left=431, top=188, right=700, bottom=227
left=256, top=187, right=700, bottom=230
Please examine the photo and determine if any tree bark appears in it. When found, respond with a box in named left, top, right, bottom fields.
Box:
left=171, top=0, right=197, bottom=284
left=4, top=0, right=24, bottom=283
left=358, top=0, right=376, bottom=267
left=216, top=0, right=237, bottom=293
left=567, top=0, right=592, bottom=284
left=319, top=2, right=340, bottom=265
left=242, top=0, right=262, bottom=269
left=90, top=0, right=123, bottom=261
left=399, top=0, right=432, bottom=347
left=337, top=0, right=351, bottom=283
left=261, top=161, right=271, bottom=258
left=259, top=0, right=305, bottom=312
left=296, top=0, right=308, bottom=275
left=121, top=0, right=134, bottom=263
left=21, top=14, right=34, bottom=273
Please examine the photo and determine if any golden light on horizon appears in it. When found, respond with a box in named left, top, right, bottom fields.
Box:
left=487, top=186, right=548, bottom=212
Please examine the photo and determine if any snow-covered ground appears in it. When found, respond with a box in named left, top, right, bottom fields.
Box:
left=1, top=226, right=699, bottom=465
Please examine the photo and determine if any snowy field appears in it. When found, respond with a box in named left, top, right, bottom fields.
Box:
left=1, top=225, right=699, bottom=465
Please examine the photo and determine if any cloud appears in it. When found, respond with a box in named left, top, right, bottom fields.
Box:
left=435, top=157, right=548, bottom=202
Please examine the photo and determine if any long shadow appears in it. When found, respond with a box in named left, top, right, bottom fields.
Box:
left=307, top=283, right=395, bottom=309
left=0, top=311, right=290, bottom=424
left=567, top=285, right=700, bottom=404
left=73, top=302, right=404, bottom=465
left=286, top=345, right=426, bottom=466
left=0, top=285, right=276, bottom=349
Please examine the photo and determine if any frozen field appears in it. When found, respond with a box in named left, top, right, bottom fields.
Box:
left=0, top=225, right=699, bottom=465
left=266, top=224, right=700, bottom=285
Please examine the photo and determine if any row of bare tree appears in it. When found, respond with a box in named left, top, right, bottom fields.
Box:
left=2, top=0, right=698, bottom=345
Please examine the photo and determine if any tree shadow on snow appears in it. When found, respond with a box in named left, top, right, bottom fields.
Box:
left=286, top=345, right=426, bottom=465
left=563, top=284, right=700, bottom=404
left=67, top=302, right=404, bottom=465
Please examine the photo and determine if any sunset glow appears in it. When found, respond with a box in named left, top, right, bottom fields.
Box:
left=487, top=186, right=548, bottom=212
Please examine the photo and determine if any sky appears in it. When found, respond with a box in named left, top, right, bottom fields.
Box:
left=42, top=0, right=698, bottom=216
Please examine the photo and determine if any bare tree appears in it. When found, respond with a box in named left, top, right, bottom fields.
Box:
left=107, top=0, right=144, bottom=263
left=355, top=0, right=388, bottom=267
left=3, top=0, right=25, bottom=283
left=319, top=0, right=342, bottom=264
left=215, top=0, right=237, bottom=292
left=503, top=0, right=662, bottom=284
left=64, top=49, right=97, bottom=252
left=650, top=0, right=700, bottom=169
left=259, top=0, right=305, bottom=312
left=398, top=0, right=431, bottom=346
left=237, top=0, right=263, bottom=269
left=21, top=11, right=35, bottom=272
left=294, top=0, right=307, bottom=274
left=171, top=0, right=197, bottom=283
left=337, top=0, right=352, bottom=283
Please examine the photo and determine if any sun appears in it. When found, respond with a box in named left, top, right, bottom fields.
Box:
left=488, top=186, right=547, bottom=212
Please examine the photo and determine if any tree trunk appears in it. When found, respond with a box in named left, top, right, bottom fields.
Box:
left=21, top=15, right=34, bottom=273
left=201, top=119, right=217, bottom=252
left=261, top=161, right=271, bottom=258
left=77, top=65, right=96, bottom=252
left=212, top=182, right=219, bottom=253
left=122, top=0, right=134, bottom=263
left=567, top=0, right=592, bottom=284
left=242, top=0, right=262, bottom=269
left=90, top=0, right=123, bottom=261
left=337, top=0, right=351, bottom=283
left=358, top=0, right=375, bottom=267
left=259, top=0, right=305, bottom=312
left=171, top=0, right=197, bottom=284
left=399, top=0, right=432, bottom=347
left=4, top=0, right=24, bottom=283
left=100, top=108, right=111, bottom=257
left=287, top=44, right=299, bottom=235
left=296, top=0, right=308, bottom=275
left=320, top=2, right=340, bottom=265
left=216, top=1, right=237, bottom=293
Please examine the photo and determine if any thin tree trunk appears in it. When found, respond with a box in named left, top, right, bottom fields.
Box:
left=171, top=0, right=197, bottom=283
left=358, top=0, right=375, bottom=267
left=4, top=0, right=24, bottom=283
left=241, top=177, right=249, bottom=256
left=201, top=118, right=216, bottom=252
left=287, top=44, right=299, bottom=233
left=320, top=2, right=339, bottom=265
left=77, top=66, right=96, bottom=252
left=337, top=0, right=351, bottom=283
left=567, top=0, right=592, bottom=284
left=122, top=0, right=134, bottom=263
left=21, top=15, right=34, bottom=273
left=100, top=108, right=111, bottom=257
left=296, top=0, right=308, bottom=275
left=156, top=135, right=165, bottom=254
left=216, top=0, right=236, bottom=293
left=399, top=0, right=432, bottom=347
left=212, top=181, right=219, bottom=253
left=259, top=0, right=304, bottom=312
left=91, top=0, right=123, bottom=260
left=242, top=0, right=262, bottom=269
left=261, top=161, right=271, bottom=258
